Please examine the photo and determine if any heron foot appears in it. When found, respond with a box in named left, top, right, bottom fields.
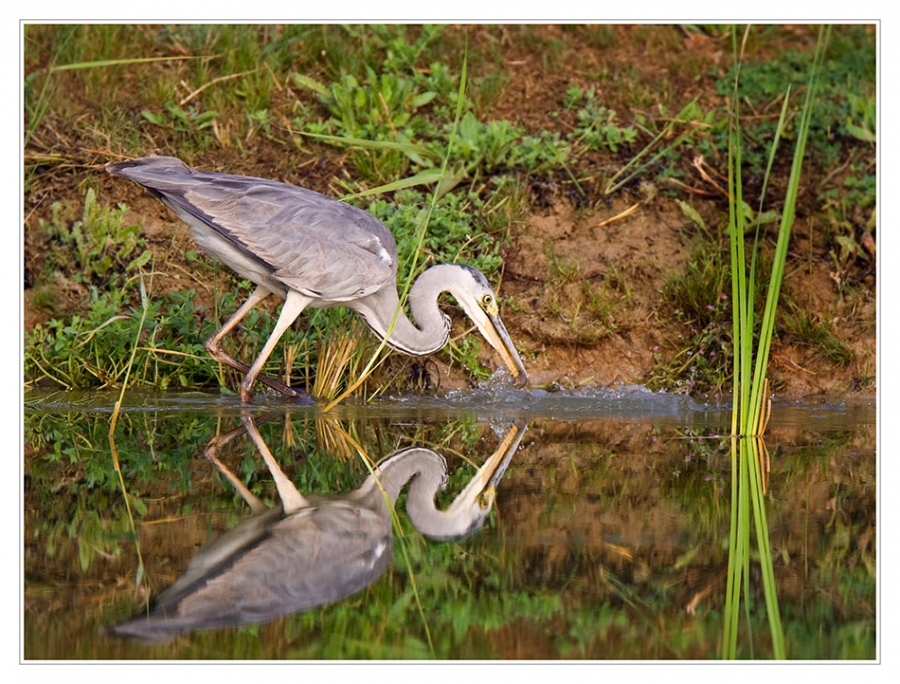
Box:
left=291, top=391, right=316, bottom=405
left=240, top=377, right=314, bottom=404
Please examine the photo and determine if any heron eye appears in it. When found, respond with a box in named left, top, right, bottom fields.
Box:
left=482, top=294, right=493, bottom=307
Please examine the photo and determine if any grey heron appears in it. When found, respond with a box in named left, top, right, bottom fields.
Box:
left=106, top=156, right=528, bottom=402
left=107, top=416, right=525, bottom=641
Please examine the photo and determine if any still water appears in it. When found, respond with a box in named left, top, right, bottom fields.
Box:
left=23, top=386, right=876, bottom=660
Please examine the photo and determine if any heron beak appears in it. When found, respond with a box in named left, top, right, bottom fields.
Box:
left=450, top=421, right=525, bottom=517
left=421, top=421, right=527, bottom=541
left=478, top=302, right=529, bottom=387
left=479, top=421, right=526, bottom=492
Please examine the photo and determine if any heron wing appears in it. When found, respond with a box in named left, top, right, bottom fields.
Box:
left=151, top=505, right=285, bottom=609
left=110, top=157, right=397, bottom=300
left=144, top=503, right=391, bottom=630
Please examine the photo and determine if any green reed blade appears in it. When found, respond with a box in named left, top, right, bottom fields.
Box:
left=724, top=24, right=829, bottom=661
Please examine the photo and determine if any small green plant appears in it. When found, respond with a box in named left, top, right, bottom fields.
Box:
left=649, top=239, right=733, bottom=394
left=845, top=92, right=876, bottom=143
left=324, top=69, right=436, bottom=138
left=446, top=111, right=563, bottom=175
left=368, top=188, right=505, bottom=279
left=26, top=285, right=203, bottom=391
left=298, top=69, right=564, bottom=191
left=820, top=153, right=876, bottom=292
left=446, top=335, right=491, bottom=381
left=782, top=308, right=853, bottom=366
left=245, top=108, right=274, bottom=139
left=546, top=249, right=580, bottom=283
left=296, top=68, right=438, bottom=184
left=142, top=101, right=220, bottom=148
left=341, top=24, right=446, bottom=76
left=564, top=86, right=637, bottom=153
left=646, top=297, right=732, bottom=395
left=35, top=188, right=151, bottom=291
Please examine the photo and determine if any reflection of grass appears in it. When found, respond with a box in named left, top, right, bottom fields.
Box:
left=24, top=404, right=874, bottom=658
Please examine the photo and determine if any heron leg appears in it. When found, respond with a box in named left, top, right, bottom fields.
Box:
left=204, top=421, right=268, bottom=515
left=205, top=285, right=311, bottom=401
left=240, top=289, right=314, bottom=404
left=241, top=412, right=309, bottom=515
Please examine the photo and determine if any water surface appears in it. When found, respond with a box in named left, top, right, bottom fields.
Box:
left=23, top=387, right=876, bottom=660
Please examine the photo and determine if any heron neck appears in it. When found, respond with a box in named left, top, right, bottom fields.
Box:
left=353, top=449, right=446, bottom=516
left=351, top=266, right=454, bottom=356
left=353, top=448, right=483, bottom=540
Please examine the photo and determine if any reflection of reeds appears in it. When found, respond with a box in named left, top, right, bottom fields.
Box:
left=108, top=432, right=148, bottom=604
left=314, top=417, right=370, bottom=465
left=723, top=437, right=785, bottom=657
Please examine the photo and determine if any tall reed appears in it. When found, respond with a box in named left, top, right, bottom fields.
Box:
left=722, top=25, right=830, bottom=659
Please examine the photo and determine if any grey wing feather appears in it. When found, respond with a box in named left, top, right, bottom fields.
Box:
left=223, top=185, right=397, bottom=299
left=108, top=156, right=396, bottom=300
left=110, top=503, right=391, bottom=639
left=152, top=505, right=286, bottom=609
left=200, top=505, right=391, bottom=624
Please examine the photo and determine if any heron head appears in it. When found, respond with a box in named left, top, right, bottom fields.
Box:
left=449, top=266, right=529, bottom=387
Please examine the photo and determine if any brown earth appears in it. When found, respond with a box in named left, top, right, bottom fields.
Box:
left=497, top=196, right=876, bottom=398
left=22, top=25, right=876, bottom=400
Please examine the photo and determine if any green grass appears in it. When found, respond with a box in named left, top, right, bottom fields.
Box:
left=34, top=187, right=151, bottom=292
left=563, top=85, right=637, bottom=153
left=23, top=24, right=875, bottom=396
left=24, top=26, right=549, bottom=393
left=782, top=307, right=853, bottom=366
left=651, top=239, right=732, bottom=394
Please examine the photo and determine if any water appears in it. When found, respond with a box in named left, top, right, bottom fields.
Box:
left=23, top=387, right=876, bottom=660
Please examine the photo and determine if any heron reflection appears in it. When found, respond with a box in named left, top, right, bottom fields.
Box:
left=108, top=416, right=525, bottom=641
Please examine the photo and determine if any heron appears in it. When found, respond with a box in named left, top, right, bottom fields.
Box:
left=106, top=156, right=528, bottom=402
left=107, top=416, right=525, bottom=641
